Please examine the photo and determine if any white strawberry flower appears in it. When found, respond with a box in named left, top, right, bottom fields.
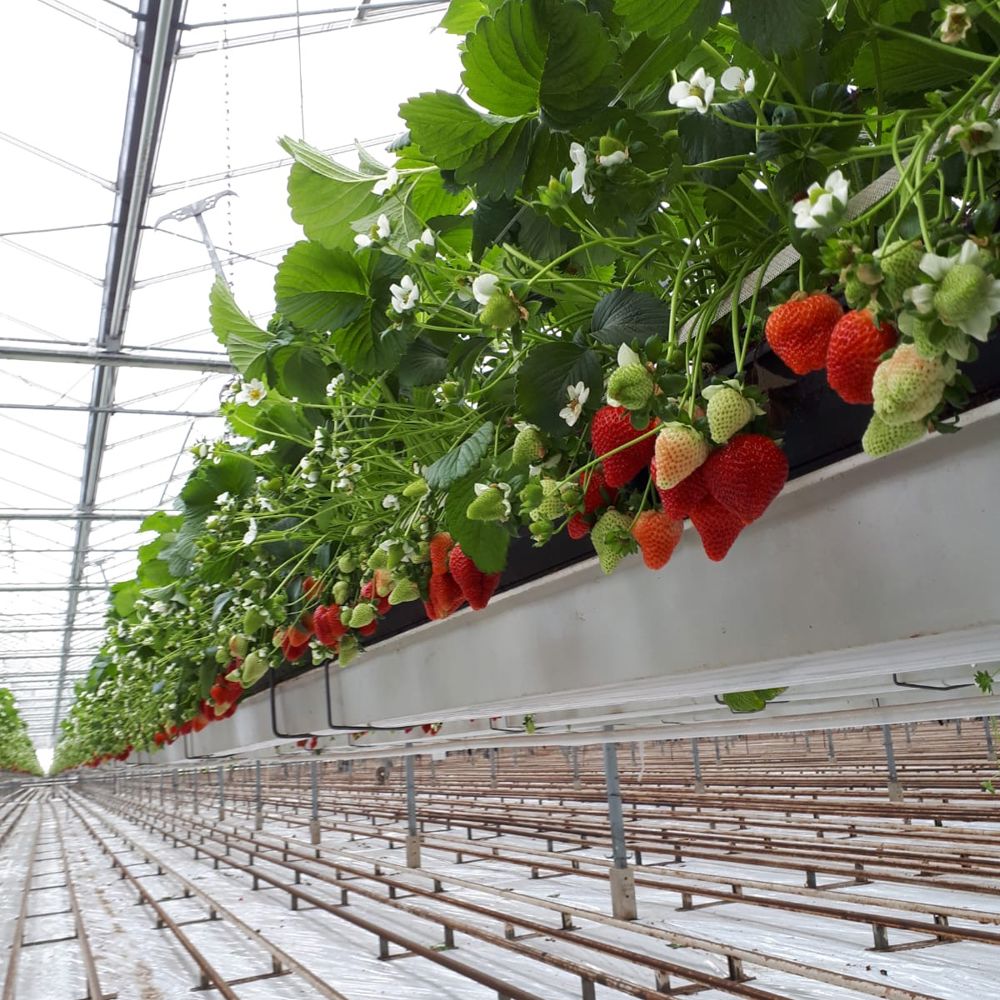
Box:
left=596, top=148, right=629, bottom=167
left=354, top=213, right=391, bottom=248
left=906, top=239, right=1000, bottom=341
left=793, top=169, right=849, bottom=231
left=242, top=518, right=258, bottom=545
left=668, top=67, right=716, bottom=114
left=617, top=343, right=640, bottom=367
left=472, top=273, right=500, bottom=305
left=568, top=143, right=595, bottom=204
left=389, top=274, right=419, bottom=313
left=940, top=4, right=972, bottom=44
left=372, top=166, right=399, bottom=195
left=559, top=381, right=590, bottom=427
left=720, top=66, right=755, bottom=95
left=406, top=227, right=435, bottom=252
left=235, top=378, right=267, bottom=406
left=947, top=119, right=1000, bottom=157
left=382, top=494, right=400, bottom=510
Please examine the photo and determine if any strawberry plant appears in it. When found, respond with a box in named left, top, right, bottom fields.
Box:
left=53, top=0, right=1000, bottom=769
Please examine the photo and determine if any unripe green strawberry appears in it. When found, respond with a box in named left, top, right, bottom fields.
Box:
left=654, top=423, right=709, bottom=489
left=385, top=543, right=404, bottom=569
left=388, top=578, right=419, bottom=605
left=591, top=509, right=634, bottom=575
left=532, top=479, right=565, bottom=520
left=599, top=134, right=627, bottom=158
left=934, top=262, right=993, bottom=325
left=704, top=386, right=754, bottom=444
left=332, top=580, right=349, bottom=605
left=908, top=317, right=971, bottom=361
left=338, top=634, right=359, bottom=667
left=512, top=425, right=546, bottom=467
left=872, top=343, right=954, bottom=426
left=243, top=607, right=266, bottom=633
left=215, top=646, right=230, bottom=664
left=402, top=477, right=429, bottom=498
left=367, top=548, right=388, bottom=570
left=466, top=485, right=509, bottom=522
left=844, top=273, right=872, bottom=309
left=480, top=291, right=520, bottom=330
left=337, top=553, right=357, bottom=573
left=862, top=414, right=926, bottom=457
left=339, top=607, right=353, bottom=626
left=529, top=518, right=554, bottom=543
left=877, top=239, right=923, bottom=304
left=607, top=363, right=654, bottom=410
left=349, top=603, right=377, bottom=628
left=240, top=650, right=269, bottom=686
left=228, top=634, right=249, bottom=659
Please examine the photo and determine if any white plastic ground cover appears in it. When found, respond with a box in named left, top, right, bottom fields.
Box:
left=80, top=796, right=1000, bottom=1000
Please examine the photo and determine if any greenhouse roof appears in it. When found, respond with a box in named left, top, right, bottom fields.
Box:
left=0, top=0, right=457, bottom=751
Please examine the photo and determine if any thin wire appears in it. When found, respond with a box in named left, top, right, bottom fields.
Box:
left=144, top=225, right=281, bottom=268
left=0, top=222, right=112, bottom=238
left=296, top=0, right=306, bottom=138
left=223, top=0, right=234, bottom=285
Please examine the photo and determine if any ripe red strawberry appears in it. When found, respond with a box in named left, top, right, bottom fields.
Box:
left=631, top=510, right=683, bottom=570
left=302, top=575, right=322, bottom=601
left=580, top=467, right=618, bottom=514
left=703, top=434, right=788, bottom=524
left=313, top=604, right=347, bottom=647
left=449, top=543, right=502, bottom=610
left=360, top=578, right=392, bottom=615
left=566, top=513, right=592, bottom=539
left=285, top=620, right=312, bottom=646
left=281, top=634, right=310, bottom=662
left=765, top=293, right=843, bottom=374
left=689, top=497, right=744, bottom=561
left=590, top=406, right=658, bottom=489
left=652, top=459, right=708, bottom=519
left=425, top=571, right=465, bottom=620
left=357, top=620, right=378, bottom=637
left=429, top=531, right=454, bottom=576
left=825, top=310, right=897, bottom=404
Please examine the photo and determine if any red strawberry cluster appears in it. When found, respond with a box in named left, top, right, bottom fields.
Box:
left=424, top=532, right=502, bottom=619
left=765, top=294, right=897, bottom=405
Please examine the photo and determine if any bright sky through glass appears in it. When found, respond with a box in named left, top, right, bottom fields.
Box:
left=0, top=0, right=459, bottom=753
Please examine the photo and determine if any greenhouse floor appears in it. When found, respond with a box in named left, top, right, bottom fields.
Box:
left=2, top=725, right=999, bottom=999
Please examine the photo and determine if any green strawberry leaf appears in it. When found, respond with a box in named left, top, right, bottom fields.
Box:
left=516, top=340, right=602, bottom=435
left=425, top=421, right=495, bottom=490
left=591, top=288, right=670, bottom=347
left=274, top=242, right=367, bottom=333
left=209, top=278, right=268, bottom=377
left=281, top=137, right=382, bottom=250
left=729, top=0, right=825, bottom=58
left=613, top=0, right=723, bottom=40
left=439, top=0, right=488, bottom=34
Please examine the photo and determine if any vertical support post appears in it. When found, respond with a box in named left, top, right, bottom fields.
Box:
left=984, top=717, right=996, bottom=762
left=217, top=765, right=225, bottom=820
left=405, top=745, right=421, bottom=868
left=490, top=748, right=498, bottom=788
left=905, top=723, right=912, bottom=745
left=309, top=759, right=321, bottom=846
left=691, top=739, right=705, bottom=794
left=826, top=729, right=835, bottom=760
left=254, top=760, right=263, bottom=830
left=956, top=718, right=962, bottom=735
left=714, top=737, right=721, bottom=763
left=603, top=732, right=637, bottom=920
left=805, top=732, right=811, bottom=752
left=882, top=725, right=903, bottom=802
left=193, top=768, right=199, bottom=813
left=572, top=746, right=581, bottom=789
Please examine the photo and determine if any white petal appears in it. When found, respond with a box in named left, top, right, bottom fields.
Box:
left=744, top=70, right=756, bottom=94
left=667, top=81, right=691, bottom=106
left=690, top=67, right=709, bottom=88
left=957, top=239, right=980, bottom=265
left=598, top=149, right=629, bottom=167
left=582, top=189, right=595, bottom=205
left=702, top=77, right=716, bottom=106
left=376, top=214, right=391, bottom=238
left=473, top=273, right=500, bottom=305
left=676, top=95, right=704, bottom=110
left=794, top=212, right=822, bottom=231
left=720, top=67, right=745, bottom=91
left=960, top=307, right=993, bottom=341
left=354, top=233, right=372, bottom=248
left=617, top=343, right=640, bottom=367
left=569, top=142, right=587, bottom=166
left=577, top=384, right=590, bottom=405
left=919, top=253, right=953, bottom=281
left=907, top=284, right=935, bottom=314
left=559, top=406, right=580, bottom=427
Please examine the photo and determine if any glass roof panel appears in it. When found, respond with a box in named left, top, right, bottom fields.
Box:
left=0, top=2, right=459, bottom=750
